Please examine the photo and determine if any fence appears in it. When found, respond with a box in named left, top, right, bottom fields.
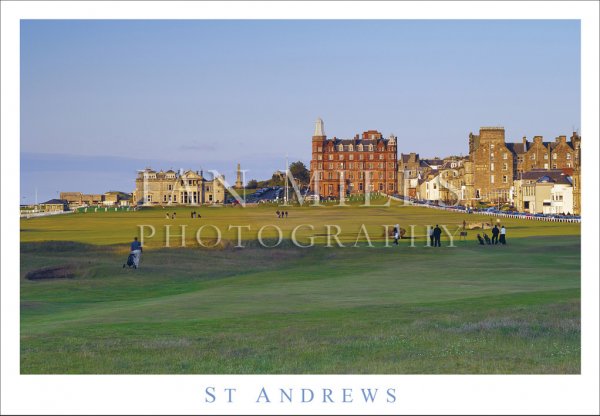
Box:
left=386, top=195, right=581, bottom=223
left=20, top=210, right=75, bottom=219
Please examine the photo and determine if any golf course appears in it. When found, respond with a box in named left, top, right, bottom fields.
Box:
left=20, top=200, right=581, bottom=374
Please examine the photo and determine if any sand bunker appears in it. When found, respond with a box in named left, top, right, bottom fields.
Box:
left=25, top=265, right=75, bottom=280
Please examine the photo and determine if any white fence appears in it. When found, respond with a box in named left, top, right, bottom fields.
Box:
left=20, top=210, right=75, bottom=219
left=387, top=195, right=581, bottom=223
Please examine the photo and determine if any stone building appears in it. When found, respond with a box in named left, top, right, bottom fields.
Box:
left=133, top=168, right=226, bottom=206
left=507, top=132, right=581, bottom=173
left=309, top=118, right=398, bottom=198
left=60, top=192, right=103, bottom=207
left=468, top=127, right=515, bottom=203
left=397, top=153, right=421, bottom=196
left=40, top=199, right=69, bottom=212
left=468, top=127, right=581, bottom=207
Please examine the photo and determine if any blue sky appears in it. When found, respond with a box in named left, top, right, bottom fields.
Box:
left=20, top=20, right=580, bottom=202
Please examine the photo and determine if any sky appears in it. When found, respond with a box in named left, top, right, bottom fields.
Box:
left=20, top=20, right=580, bottom=203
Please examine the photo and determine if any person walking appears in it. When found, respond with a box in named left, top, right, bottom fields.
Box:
left=491, top=224, right=499, bottom=245
left=499, top=225, right=507, bottom=244
left=433, top=224, right=442, bottom=247
left=129, top=237, right=142, bottom=269
left=393, top=226, right=399, bottom=246
left=276, top=210, right=280, bottom=218
left=429, top=227, right=435, bottom=247
left=285, top=211, right=288, bottom=218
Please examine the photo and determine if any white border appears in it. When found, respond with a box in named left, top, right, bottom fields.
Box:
left=2, top=1, right=598, bottom=415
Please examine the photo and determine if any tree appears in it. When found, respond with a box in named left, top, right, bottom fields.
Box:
left=270, top=174, right=284, bottom=187
left=289, top=161, right=310, bottom=185
left=246, top=179, right=258, bottom=189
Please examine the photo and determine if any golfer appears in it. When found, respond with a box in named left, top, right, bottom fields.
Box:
left=130, top=237, right=142, bottom=268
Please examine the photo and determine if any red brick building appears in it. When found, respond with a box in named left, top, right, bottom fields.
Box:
left=309, top=119, right=397, bottom=198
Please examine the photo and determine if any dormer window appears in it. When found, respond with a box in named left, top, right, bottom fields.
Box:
left=368, top=144, right=374, bottom=151
left=338, top=144, right=343, bottom=151
left=349, top=144, right=354, bottom=151
left=358, top=144, right=363, bottom=151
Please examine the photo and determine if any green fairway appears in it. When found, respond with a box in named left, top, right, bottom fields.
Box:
left=20, top=201, right=580, bottom=248
left=20, top=204, right=580, bottom=374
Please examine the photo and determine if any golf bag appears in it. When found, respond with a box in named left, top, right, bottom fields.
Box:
left=123, top=252, right=136, bottom=268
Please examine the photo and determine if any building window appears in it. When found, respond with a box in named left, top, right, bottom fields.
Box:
left=490, top=163, right=494, bottom=171
left=553, top=164, right=557, bottom=169
left=329, top=163, right=333, bottom=169
left=369, top=154, right=374, bottom=160
left=369, top=144, right=374, bottom=151
left=349, top=154, right=354, bottom=160
left=553, top=153, right=557, bottom=160
left=503, top=153, right=508, bottom=160
left=328, top=155, right=333, bottom=160
left=167, top=184, right=173, bottom=191
left=359, top=183, right=363, bottom=191
left=328, top=172, right=333, bottom=180
left=531, top=154, right=536, bottom=160
left=503, top=175, right=508, bottom=183
left=544, top=153, right=548, bottom=159
left=328, top=184, right=333, bottom=194
left=567, top=162, right=571, bottom=168
left=379, top=154, right=384, bottom=160
left=544, top=163, right=549, bottom=169
left=349, top=145, right=354, bottom=151
left=317, top=154, right=322, bottom=160
left=502, top=163, right=508, bottom=171
left=490, top=175, right=495, bottom=184
left=359, top=154, right=364, bottom=161
left=566, top=153, right=571, bottom=160
left=163, top=195, right=167, bottom=202
left=339, top=154, right=344, bottom=160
